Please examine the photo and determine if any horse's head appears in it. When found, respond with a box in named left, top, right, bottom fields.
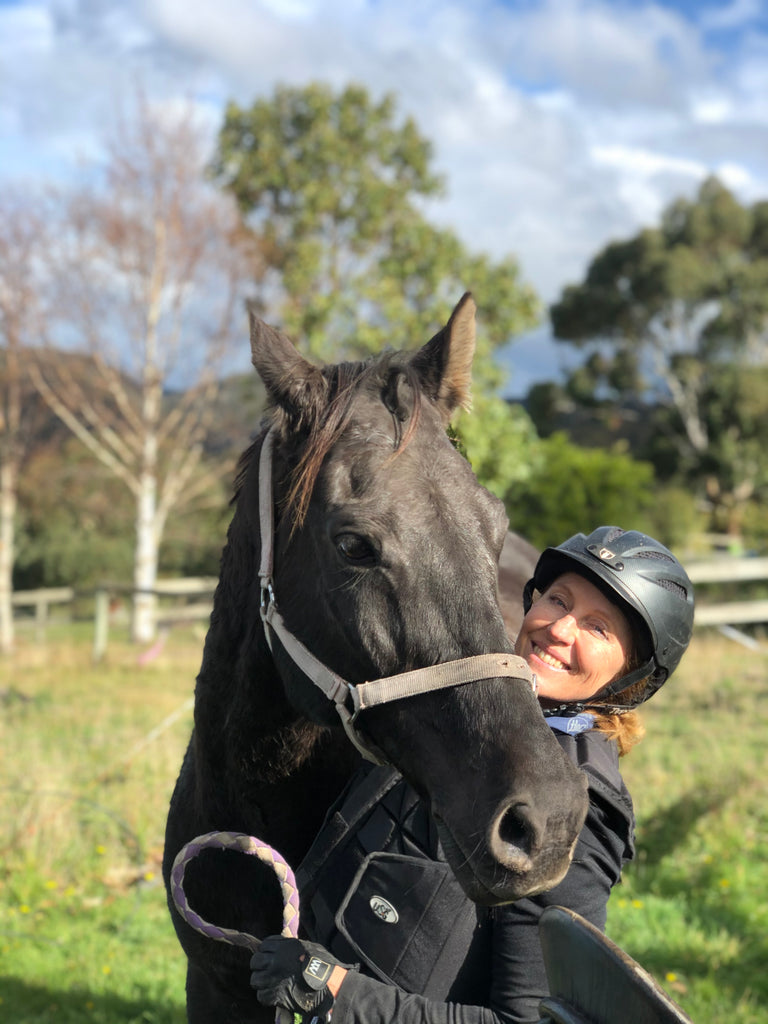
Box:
left=247, top=294, right=588, bottom=904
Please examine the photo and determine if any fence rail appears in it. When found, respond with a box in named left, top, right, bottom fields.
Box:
left=8, top=557, right=768, bottom=656
left=687, top=557, right=768, bottom=629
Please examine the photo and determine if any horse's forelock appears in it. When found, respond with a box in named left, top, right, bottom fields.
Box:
left=233, top=354, right=428, bottom=525
left=287, top=355, right=427, bottom=528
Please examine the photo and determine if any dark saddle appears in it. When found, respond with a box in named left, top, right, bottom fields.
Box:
left=537, top=907, right=694, bottom=1024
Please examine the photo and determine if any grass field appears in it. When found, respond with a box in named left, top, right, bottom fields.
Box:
left=1, top=622, right=767, bottom=1023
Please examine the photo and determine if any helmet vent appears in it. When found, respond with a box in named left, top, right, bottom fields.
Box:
left=658, top=578, right=688, bottom=601
left=636, top=549, right=676, bottom=564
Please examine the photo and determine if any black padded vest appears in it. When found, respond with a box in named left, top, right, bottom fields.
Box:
left=296, top=764, right=491, bottom=1002
left=296, top=728, right=633, bottom=1005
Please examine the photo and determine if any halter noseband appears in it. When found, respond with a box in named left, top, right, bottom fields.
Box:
left=257, top=426, right=536, bottom=765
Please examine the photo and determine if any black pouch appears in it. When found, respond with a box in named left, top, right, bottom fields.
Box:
left=334, top=851, right=481, bottom=1000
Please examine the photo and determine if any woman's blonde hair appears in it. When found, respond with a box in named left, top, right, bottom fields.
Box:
left=591, top=706, right=646, bottom=756
left=588, top=667, right=651, bottom=756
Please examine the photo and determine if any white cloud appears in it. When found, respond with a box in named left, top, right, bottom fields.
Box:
left=699, top=0, right=764, bottom=31
left=691, top=94, right=734, bottom=124
left=0, top=1, right=53, bottom=57
left=2, top=0, right=768, bottom=311
left=591, top=144, right=705, bottom=180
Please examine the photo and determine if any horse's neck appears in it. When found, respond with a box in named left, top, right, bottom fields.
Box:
left=193, top=589, right=359, bottom=866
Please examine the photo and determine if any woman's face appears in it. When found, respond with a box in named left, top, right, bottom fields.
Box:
left=516, top=571, right=633, bottom=702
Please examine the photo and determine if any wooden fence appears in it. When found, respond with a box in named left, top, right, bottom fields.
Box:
left=685, top=556, right=768, bottom=627
left=10, top=579, right=217, bottom=659
left=9, top=557, right=768, bottom=657
left=91, top=578, right=218, bottom=662
left=12, top=586, right=75, bottom=644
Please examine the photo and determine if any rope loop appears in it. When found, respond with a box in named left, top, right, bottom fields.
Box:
left=170, top=831, right=300, bottom=952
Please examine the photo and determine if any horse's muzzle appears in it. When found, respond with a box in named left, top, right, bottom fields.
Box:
left=433, top=779, right=589, bottom=906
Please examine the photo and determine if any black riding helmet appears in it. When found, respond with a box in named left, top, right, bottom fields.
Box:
left=522, top=526, right=695, bottom=711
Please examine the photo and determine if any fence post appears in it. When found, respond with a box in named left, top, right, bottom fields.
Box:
left=35, top=597, right=48, bottom=646
left=93, top=588, right=109, bottom=663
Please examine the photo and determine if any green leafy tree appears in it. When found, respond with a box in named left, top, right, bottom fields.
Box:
left=212, top=82, right=541, bottom=491
left=550, top=177, right=768, bottom=534
left=17, top=437, right=231, bottom=590
left=212, top=83, right=444, bottom=357
left=504, top=433, right=658, bottom=550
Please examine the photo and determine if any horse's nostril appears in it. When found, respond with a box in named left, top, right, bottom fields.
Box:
left=498, top=803, right=532, bottom=853
left=489, top=801, right=538, bottom=872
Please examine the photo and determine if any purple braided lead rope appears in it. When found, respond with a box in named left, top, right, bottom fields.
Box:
left=170, top=831, right=300, bottom=951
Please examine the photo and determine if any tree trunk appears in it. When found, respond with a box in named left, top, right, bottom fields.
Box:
left=132, top=467, right=159, bottom=644
left=0, top=460, right=16, bottom=654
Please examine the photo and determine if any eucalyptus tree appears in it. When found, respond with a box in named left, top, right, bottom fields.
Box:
left=550, top=176, right=768, bottom=533
left=212, top=82, right=540, bottom=494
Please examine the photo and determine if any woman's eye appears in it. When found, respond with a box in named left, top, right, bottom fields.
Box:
left=336, top=533, right=377, bottom=566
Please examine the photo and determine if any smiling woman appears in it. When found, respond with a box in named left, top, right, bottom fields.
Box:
left=519, top=526, right=696, bottom=756
left=516, top=572, right=634, bottom=703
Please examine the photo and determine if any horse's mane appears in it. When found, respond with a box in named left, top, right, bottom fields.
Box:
left=234, top=353, right=424, bottom=528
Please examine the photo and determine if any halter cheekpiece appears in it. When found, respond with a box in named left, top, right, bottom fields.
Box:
left=256, top=426, right=537, bottom=765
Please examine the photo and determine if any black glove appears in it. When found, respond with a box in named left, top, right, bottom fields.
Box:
left=250, top=936, right=357, bottom=1014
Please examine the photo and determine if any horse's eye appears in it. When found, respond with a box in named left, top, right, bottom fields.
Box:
left=336, top=533, right=377, bottom=566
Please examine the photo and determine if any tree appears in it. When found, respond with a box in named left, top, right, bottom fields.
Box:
left=212, top=83, right=443, bottom=357
left=504, top=433, right=658, bottom=550
left=0, top=190, right=51, bottom=652
left=31, top=94, right=256, bottom=642
left=212, top=82, right=541, bottom=488
left=550, top=177, right=768, bottom=534
left=16, top=435, right=230, bottom=589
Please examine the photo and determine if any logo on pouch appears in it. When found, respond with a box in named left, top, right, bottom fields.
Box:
left=369, top=895, right=399, bottom=923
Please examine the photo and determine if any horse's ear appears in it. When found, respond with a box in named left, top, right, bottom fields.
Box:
left=410, top=292, right=476, bottom=421
left=249, top=309, right=328, bottom=427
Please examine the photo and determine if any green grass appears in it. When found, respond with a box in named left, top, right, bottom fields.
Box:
left=1, top=626, right=767, bottom=1022
left=1, top=629, right=198, bottom=1022
left=607, top=631, right=768, bottom=1023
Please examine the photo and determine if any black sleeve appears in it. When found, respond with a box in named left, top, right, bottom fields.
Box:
left=330, top=733, right=633, bottom=1024
left=332, top=972, right=496, bottom=1024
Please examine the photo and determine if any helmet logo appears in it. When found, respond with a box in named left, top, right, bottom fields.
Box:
left=587, top=543, right=625, bottom=570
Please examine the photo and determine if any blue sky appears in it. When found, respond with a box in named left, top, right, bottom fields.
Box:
left=2, top=0, right=767, bottom=392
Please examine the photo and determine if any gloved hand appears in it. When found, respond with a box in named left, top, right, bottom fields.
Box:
left=250, top=936, right=357, bottom=1015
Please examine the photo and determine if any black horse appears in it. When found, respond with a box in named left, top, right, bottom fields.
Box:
left=163, top=294, right=589, bottom=1023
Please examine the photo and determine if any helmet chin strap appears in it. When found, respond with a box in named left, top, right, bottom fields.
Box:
left=592, top=656, right=659, bottom=702
left=541, top=656, right=659, bottom=718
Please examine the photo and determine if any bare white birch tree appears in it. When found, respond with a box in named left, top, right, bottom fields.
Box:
left=32, top=95, right=258, bottom=642
left=0, top=191, right=51, bottom=653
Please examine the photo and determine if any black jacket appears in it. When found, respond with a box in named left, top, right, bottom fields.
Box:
left=297, top=725, right=635, bottom=1024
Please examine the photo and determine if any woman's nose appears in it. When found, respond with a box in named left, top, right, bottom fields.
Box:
left=548, top=613, right=577, bottom=642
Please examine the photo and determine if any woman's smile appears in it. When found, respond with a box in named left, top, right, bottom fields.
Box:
left=516, top=571, right=633, bottom=702
left=529, top=642, right=570, bottom=672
